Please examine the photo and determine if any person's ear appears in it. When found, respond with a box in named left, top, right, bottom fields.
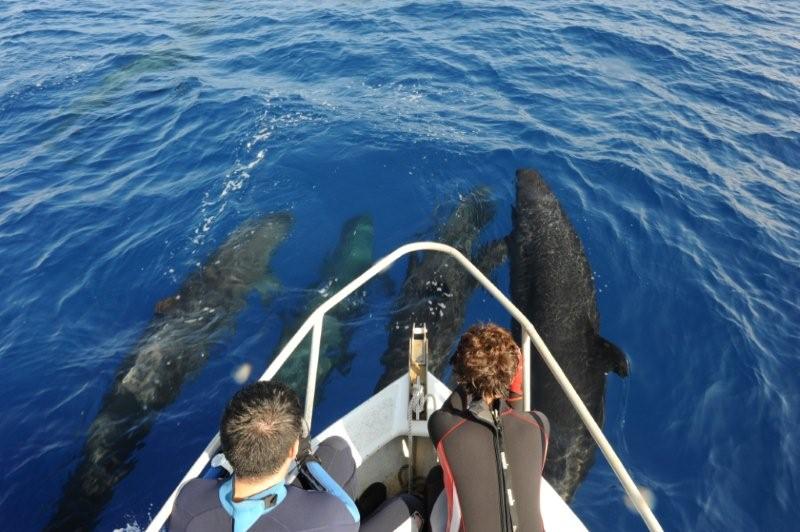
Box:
left=290, top=438, right=300, bottom=459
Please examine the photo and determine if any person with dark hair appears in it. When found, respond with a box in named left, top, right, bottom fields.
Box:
left=428, top=323, right=550, bottom=532
left=169, top=381, right=359, bottom=532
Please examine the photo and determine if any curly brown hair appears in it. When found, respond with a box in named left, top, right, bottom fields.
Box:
left=451, top=323, right=520, bottom=399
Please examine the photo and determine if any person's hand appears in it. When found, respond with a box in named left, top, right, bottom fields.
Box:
left=296, top=437, right=319, bottom=465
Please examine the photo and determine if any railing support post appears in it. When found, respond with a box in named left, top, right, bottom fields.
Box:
left=304, top=315, right=323, bottom=429
left=522, top=331, right=532, bottom=412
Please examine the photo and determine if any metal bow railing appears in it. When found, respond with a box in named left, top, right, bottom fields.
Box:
left=146, top=242, right=663, bottom=532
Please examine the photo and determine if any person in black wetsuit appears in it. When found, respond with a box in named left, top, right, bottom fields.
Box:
left=428, top=323, right=550, bottom=532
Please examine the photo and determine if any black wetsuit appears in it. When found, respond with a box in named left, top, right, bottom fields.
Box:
left=428, top=387, right=550, bottom=532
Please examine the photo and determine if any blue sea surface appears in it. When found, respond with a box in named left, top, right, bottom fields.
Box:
left=1, top=1, right=798, bottom=530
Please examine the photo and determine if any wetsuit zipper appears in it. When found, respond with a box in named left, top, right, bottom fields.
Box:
left=468, top=400, right=515, bottom=532
left=491, top=408, right=512, bottom=532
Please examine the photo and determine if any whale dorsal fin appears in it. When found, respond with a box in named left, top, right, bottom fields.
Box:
left=154, top=295, right=179, bottom=316
left=474, top=238, right=508, bottom=274
left=597, top=336, right=630, bottom=377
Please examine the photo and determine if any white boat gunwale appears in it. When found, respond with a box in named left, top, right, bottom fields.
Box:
left=145, top=241, right=663, bottom=532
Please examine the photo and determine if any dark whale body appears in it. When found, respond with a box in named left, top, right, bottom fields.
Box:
left=275, top=214, right=376, bottom=401
left=375, top=188, right=507, bottom=391
left=510, top=168, right=629, bottom=501
left=47, top=213, right=293, bottom=531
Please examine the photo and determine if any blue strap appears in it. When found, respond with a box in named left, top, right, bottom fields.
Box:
left=305, top=461, right=360, bottom=523
left=218, top=477, right=288, bottom=532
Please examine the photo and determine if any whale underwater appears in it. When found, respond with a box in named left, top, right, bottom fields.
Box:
left=47, top=213, right=293, bottom=532
left=510, top=168, right=629, bottom=502
left=274, top=214, right=375, bottom=402
left=375, top=187, right=507, bottom=392
left=373, top=171, right=625, bottom=501
left=51, top=168, right=628, bottom=527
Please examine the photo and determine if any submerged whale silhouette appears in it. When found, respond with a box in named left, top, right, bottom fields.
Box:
left=375, top=187, right=507, bottom=391
left=510, top=168, right=629, bottom=501
left=274, top=214, right=375, bottom=401
left=47, top=213, right=293, bottom=531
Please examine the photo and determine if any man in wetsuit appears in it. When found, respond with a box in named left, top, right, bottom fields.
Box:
left=169, top=381, right=359, bottom=532
left=428, top=323, right=550, bottom=532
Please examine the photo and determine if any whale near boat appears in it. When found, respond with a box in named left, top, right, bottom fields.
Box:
left=145, top=242, right=663, bottom=532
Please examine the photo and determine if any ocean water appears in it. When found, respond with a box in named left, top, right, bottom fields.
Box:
left=1, top=1, right=798, bottom=530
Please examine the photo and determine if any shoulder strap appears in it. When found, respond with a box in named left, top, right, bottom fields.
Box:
left=301, top=461, right=360, bottom=523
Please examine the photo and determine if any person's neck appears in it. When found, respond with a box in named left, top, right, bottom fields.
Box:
left=233, top=470, right=286, bottom=501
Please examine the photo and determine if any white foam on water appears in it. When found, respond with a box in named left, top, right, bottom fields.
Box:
left=189, top=95, right=323, bottom=250
left=191, top=116, right=271, bottom=248
left=113, top=520, right=142, bottom=532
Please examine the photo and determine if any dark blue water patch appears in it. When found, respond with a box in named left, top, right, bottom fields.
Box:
left=210, top=14, right=284, bottom=36
left=101, top=31, right=176, bottom=49
left=723, top=66, right=800, bottom=101
left=559, top=25, right=690, bottom=73
left=742, top=132, right=800, bottom=170
left=10, top=6, right=101, bottom=21
left=396, top=1, right=530, bottom=22
left=312, top=8, right=392, bottom=34
left=706, top=1, right=776, bottom=26
left=0, top=27, right=88, bottom=45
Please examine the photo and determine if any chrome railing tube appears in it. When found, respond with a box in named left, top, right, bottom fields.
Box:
left=522, top=332, right=532, bottom=412
left=304, top=316, right=324, bottom=429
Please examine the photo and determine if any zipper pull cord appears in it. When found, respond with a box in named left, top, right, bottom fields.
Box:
left=493, top=407, right=520, bottom=532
